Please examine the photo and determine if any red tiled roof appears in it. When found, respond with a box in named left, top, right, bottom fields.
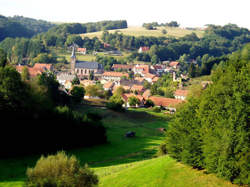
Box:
left=142, top=89, right=151, bottom=99
left=112, top=64, right=134, bottom=69
left=33, top=63, right=52, bottom=71
left=122, top=93, right=144, bottom=102
left=144, top=73, right=156, bottom=79
left=103, top=82, right=114, bottom=89
left=131, top=85, right=144, bottom=92
left=77, top=48, right=86, bottom=52
left=103, top=71, right=129, bottom=78
left=152, top=76, right=159, bottom=82
left=15, top=65, right=47, bottom=77
left=139, top=46, right=150, bottom=52
left=134, top=65, right=150, bottom=74
left=149, top=96, right=183, bottom=107
left=174, top=89, right=189, bottom=97
left=135, top=77, right=145, bottom=82
left=169, top=61, right=179, bottom=67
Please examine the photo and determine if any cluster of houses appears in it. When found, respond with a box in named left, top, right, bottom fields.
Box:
left=15, top=46, right=189, bottom=112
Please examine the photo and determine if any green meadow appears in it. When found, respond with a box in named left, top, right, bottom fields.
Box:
left=81, top=26, right=205, bottom=39
left=0, top=106, right=237, bottom=187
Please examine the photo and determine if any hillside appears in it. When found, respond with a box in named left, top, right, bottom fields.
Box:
left=97, top=156, right=237, bottom=187
left=0, top=107, right=239, bottom=187
left=0, top=15, right=55, bottom=41
left=81, top=26, right=205, bottom=39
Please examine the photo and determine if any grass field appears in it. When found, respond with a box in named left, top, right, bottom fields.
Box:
left=0, top=107, right=169, bottom=186
left=81, top=26, right=205, bottom=39
left=0, top=106, right=237, bottom=187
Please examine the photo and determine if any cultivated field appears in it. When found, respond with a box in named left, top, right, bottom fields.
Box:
left=81, top=26, right=205, bottom=39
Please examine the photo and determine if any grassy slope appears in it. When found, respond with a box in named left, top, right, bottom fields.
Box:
left=0, top=107, right=168, bottom=186
left=81, top=26, right=204, bottom=39
left=97, top=156, right=236, bottom=187
left=0, top=107, right=237, bottom=187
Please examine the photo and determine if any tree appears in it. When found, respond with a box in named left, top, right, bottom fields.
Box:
left=85, top=85, right=103, bottom=97
left=128, top=96, right=140, bottom=107
left=21, top=66, right=30, bottom=81
left=70, top=86, right=85, bottom=103
left=144, top=99, right=154, bottom=108
left=162, top=29, right=167, bottom=34
left=113, top=86, right=125, bottom=97
left=72, top=74, right=80, bottom=85
left=26, top=151, right=98, bottom=187
left=0, top=48, right=7, bottom=67
left=89, top=71, right=94, bottom=80
left=188, top=63, right=197, bottom=78
left=106, top=95, right=124, bottom=111
left=38, top=72, right=60, bottom=104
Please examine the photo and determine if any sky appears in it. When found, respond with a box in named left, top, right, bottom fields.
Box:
left=1, top=0, right=250, bottom=29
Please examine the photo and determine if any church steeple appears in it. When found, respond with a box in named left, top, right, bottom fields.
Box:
left=71, top=45, right=76, bottom=74
left=71, top=45, right=76, bottom=59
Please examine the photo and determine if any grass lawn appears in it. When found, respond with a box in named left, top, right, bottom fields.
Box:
left=81, top=26, right=204, bottom=39
left=0, top=106, right=169, bottom=186
left=97, top=156, right=237, bottom=187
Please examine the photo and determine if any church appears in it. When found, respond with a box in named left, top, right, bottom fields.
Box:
left=71, top=47, right=103, bottom=77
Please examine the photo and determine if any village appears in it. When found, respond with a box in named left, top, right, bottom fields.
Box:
left=15, top=45, right=193, bottom=113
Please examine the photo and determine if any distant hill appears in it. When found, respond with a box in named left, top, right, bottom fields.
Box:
left=81, top=26, right=205, bottom=39
left=0, top=15, right=55, bottom=41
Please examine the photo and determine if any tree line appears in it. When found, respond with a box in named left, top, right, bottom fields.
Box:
left=165, top=44, right=250, bottom=185
left=0, top=15, right=55, bottom=42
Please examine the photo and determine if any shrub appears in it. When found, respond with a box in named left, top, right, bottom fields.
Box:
left=106, top=95, right=124, bottom=111
left=145, top=99, right=154, bottom=108
left=26, top=151, right=98, bottom=187
left=157, top=143, right=168, bottom=156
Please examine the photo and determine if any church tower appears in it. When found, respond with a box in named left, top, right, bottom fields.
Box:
left=71, top=46, right=76, bottom=74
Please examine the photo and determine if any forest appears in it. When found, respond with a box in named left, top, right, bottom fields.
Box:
left=165, top=44, right=250, bottom=185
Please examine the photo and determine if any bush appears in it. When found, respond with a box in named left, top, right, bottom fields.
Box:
left=26, top=152, right=98, bottom=187
left=145, top=99, right=154, bottom=108
left=157, top=143, right=168, bottom=156
left=106, top=95, right=124, bottom=111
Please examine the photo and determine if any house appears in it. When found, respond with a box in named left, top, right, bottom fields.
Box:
left=131, top=84, right=145, bottom=94
left=152, top=76, right=159, bottom=83
left=152, top=65, right=165, bottom=74
left=64, top=80, right=72, bottom=90
left=103, top=43, right=110, bottom=48
left=16, top=63, right=53, bottom=78
left=112, top=64, right=134, bottom=71
left=138, top=46, right=150, bottom=53
left=80, top=80, right=96, bottom=87
left=142, top=89, right=151, bottom=100
left=77, top=48, right=87, bottom=55
left=103, top=82, right=114, bottom=91
left=122, top=93, right=145, bottom=108
left=102, top=71, right=129, bottom=82
left=174, top=89, right=189, bottom=100
left=57, top=73, right=75, bottom=87
left=112, top=84, right=131, bottom=93
left=169, top=61, right=180, bottom=69
left=144, top=73, right=157, bottom=83
left=149, top=96, right=183, bottom=112
left=134, top=77, right=145, bottom=83
left=71, top=47, right=103, bottom=77
left=133, top=64, right=150, bottom=76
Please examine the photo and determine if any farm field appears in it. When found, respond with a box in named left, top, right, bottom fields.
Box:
left=0, top=107, right=237, bottom=187
left=81, top=26, right=205, bottom=39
